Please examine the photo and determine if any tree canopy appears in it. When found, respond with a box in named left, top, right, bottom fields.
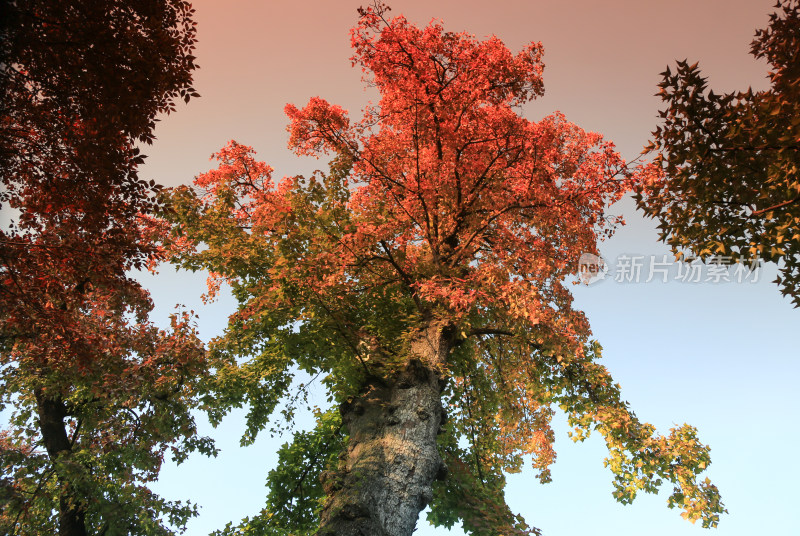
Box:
left=168, top=4, right=725, bottom=534
left=637, top=0, right=800, bottom=305
left=0, top=1, right=212, bottom=534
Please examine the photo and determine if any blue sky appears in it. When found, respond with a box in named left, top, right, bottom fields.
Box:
left=136, top=1, right=799, bottom=534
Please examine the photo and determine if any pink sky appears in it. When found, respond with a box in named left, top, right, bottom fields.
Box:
left=147, top=1, right=773, bottom=188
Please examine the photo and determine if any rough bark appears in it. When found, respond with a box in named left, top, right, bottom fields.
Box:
left=34, top=389, right=87, bottom=536
left=316, top=321, right=453, bottom=536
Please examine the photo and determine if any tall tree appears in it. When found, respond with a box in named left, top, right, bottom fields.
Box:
left=637, top=0, right=800, bottom=305
left=169, top=4, right=724, bottom=535
left=0, top=1, right=212, bottom=535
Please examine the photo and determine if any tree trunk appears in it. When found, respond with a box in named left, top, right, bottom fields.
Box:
left=34, top=389, right=87, bottom=536
left=316, top=320, right=453, bottom=536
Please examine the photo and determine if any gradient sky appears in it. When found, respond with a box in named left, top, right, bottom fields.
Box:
left=137, top=1, right=800, bottom=535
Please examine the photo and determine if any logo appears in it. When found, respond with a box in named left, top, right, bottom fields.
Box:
left=578, top=253, right=608, bottom=285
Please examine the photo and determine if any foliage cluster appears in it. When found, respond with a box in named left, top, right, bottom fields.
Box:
left=638, top=0, right=800, bottom=304
left=0, top=2, right=212, bottom=534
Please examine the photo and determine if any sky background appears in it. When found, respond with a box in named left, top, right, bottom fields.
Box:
left=134, top=1, right=800, bottom=535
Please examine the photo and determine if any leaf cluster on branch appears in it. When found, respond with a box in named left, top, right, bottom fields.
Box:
left=637, top=0, right=800, bottom=305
